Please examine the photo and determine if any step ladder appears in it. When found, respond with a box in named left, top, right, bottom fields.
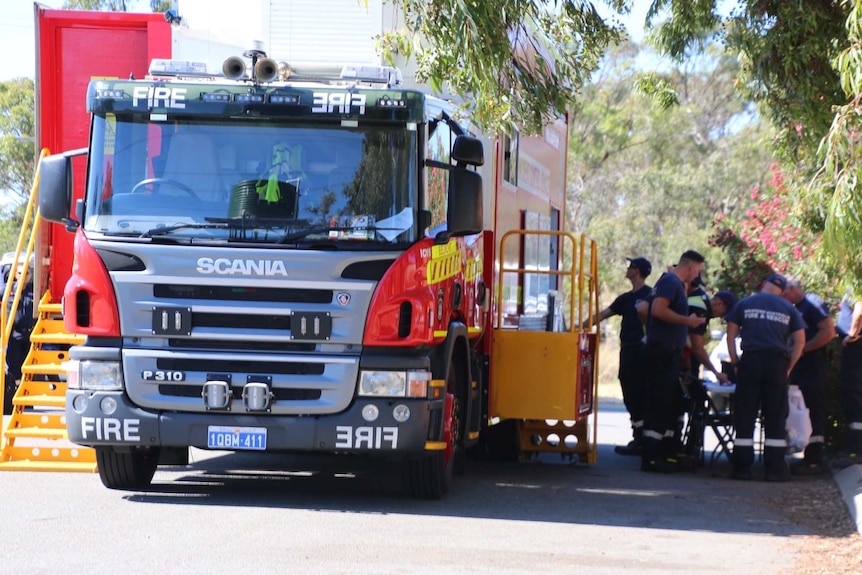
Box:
left=517, top=418, right=594, bottom=463
left=0, top=292, right=96, bottom=472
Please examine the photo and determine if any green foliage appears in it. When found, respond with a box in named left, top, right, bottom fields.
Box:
left=0, top=79, right=36, bottom=214
left=63, top=0, right=129, bottom=9
left=0, top=205, right=26, bottom=254
left=61, top=0, right=170, bottom=11
left=378, top=1, right=624, bottom=134
left=567, top=41, right=773, bottom=295
left=808, top=1, right=862, bottom=301
left=642, top=0, right=860, bottom=300
left=708, top=163, right=830, bottom=297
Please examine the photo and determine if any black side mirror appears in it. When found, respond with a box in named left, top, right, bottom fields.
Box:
left=38, top=154, right=75, bottom=226
left=452, top=135, right=484, bottom=167
left=446, top=168, right=483, bottom=237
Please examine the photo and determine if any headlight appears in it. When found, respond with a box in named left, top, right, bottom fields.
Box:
left=79, top=361, right=124, bottom=391
left=63, top=360, right=80, bottom=389
left=358, top=371, right=406, bottom=397
left=358, top=370, right=431, bottom=398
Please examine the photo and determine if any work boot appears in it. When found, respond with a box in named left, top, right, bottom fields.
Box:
left=641, top=458, right=676, bottom=473
left=764, top=463, right=791, bottom=482
left=832, top=452, right=862, bottom=469
left=729, top=466, right=752, bottom=481
left=673, top=453, right=699, bottom=472
left=614, top=439, right=641, bottom=456
left=790, top=461, right=826, bottom=476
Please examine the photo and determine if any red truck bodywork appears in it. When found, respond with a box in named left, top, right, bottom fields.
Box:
left=36, top=8, right=170, bottom=300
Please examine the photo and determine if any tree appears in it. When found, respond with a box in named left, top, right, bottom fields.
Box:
left=380, top=1, right=626, bottom=134
left=0, top=79, right=36, bottom=211
left=709, top=164, right=826, bottom=297
left=810, top=2, right=862, bottom=300
left=637, top=0, right=859, bottom=298
left=566, top=41, right=773, bottom=294
left=0, top=78, right=36, bottom=253
left=63, top=1, right=171, bottom=11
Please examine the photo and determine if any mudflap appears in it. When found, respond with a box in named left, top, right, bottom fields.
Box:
left=469, top=418, right=520, bottom=461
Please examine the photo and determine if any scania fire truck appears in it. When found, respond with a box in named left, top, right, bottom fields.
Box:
left=27, top=13, right=599, bottom=499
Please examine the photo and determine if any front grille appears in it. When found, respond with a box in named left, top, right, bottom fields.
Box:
left=156, top=358, right=325, bottom=375
left=192, top=313, right=292, bottom=330
left=158, top=384, right=321, bottom=401
left=168, top=338, right=315, bottom=352
left=154, top=284, right=332, bottom=304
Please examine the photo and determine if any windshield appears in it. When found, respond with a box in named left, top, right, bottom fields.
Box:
left=84, top=114, right=419, bottom=245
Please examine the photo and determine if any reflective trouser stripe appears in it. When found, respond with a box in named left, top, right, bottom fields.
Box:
left=643, top=430, right=664, bottom=441
left=632, top=420, right=644, bottom=429
left=850, top=422, right=862, bottom=430
left=663, top=430, right=675, bottom=438
left=808, top=435, right=825, bottom=445
left=734, top=438, right=754, bottom=447
left=764, top=438, right=788, bottom=447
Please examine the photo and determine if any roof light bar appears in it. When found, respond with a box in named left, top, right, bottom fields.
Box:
left=149, top=59, right=209, bottom=76
left=340, top=65, right=403, bottom=86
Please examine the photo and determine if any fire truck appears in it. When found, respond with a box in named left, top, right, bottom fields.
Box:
left=1, top=6, right=599, bottom=499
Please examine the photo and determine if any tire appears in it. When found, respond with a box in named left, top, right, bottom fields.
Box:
left=403, top=361, right=462, bottom=498
left=96, top=446, right=160, bottom=490
left=403, top=451, right=452, bottom=499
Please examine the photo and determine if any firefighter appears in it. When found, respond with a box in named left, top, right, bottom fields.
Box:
left=781, top=278, right=835, bottom=474
left=833, top=295, right=862, bottom=469
left=640, top=250, right=706, bottom=473
left=725, top=274, right=805, bottom=481
left=591, top=256, right=652, bottom=456
left=4, top=268, right=35, bottom=414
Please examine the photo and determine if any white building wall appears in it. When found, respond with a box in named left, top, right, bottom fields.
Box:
left=174, top=0, right=386, bottom=71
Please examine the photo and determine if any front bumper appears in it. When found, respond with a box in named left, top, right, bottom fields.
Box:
left=65, top=390, right=440, bottom=454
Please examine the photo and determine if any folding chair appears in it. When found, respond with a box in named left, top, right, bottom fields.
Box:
left=681, top=378, right=736, bottom=468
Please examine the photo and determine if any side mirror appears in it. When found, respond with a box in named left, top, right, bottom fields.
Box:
left=451, top=135, right=484, bottom=167
left=38, top=154, right=74, bottom=224
left=446, top=168, right=482, bottom=237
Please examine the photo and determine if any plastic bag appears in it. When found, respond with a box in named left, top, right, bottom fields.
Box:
left=786, top=385, right=812, bottom=453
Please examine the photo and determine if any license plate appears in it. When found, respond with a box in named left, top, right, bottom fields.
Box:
left=207, top=426, right=267, bottom=450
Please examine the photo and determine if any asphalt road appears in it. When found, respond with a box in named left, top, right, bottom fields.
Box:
left=0, top=402, right=810, bottom=574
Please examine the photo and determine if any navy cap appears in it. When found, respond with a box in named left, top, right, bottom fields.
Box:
left=626, top=257, right=652, bottom=279
left=691, top=273, right=706, bottom=288
left=766, top=273, right=787, bottom=291
left=714, top=290, right=737, bottom=311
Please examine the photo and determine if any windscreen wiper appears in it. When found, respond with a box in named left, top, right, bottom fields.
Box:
left=277, top=225, right=337, bottom=244
left=141, top=217, right=306, bottom=239
left=277, top=224, right=407, bottom=244
left=140, top=222, right=230, bottom=238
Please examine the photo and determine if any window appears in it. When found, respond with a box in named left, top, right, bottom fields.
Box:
left=503, top=130, right=519, bottom=185
left=425, top=120, right=453, bottom=232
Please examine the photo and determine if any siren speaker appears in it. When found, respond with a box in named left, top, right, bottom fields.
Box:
left=254, top=57, right=279, bottom=83
left=222, top=56, right=247, bottom=80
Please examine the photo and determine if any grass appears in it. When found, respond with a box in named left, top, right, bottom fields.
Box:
left=597, top=338, right=624, bottom=400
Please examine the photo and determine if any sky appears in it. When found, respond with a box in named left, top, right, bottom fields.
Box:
left=0, top=0, right=151, bottom=81
left=0, top=1, right=652, bottom=82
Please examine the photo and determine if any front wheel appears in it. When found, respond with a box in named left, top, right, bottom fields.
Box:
left=96, top=446, right=160, bottom=490
left=402, top=450, right=452, bottom=499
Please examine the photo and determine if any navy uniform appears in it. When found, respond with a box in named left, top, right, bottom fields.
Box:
left=641, top=271, right=689, bottom=472
left=788, top=291, right=833, bottom=470
left=725, top=274, right=805, bottom=481
left=835, top=297, right=862, bottom=467
left=4, top=276, right=34, bottom=415
left=609, top=283, right=652, bottom=451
